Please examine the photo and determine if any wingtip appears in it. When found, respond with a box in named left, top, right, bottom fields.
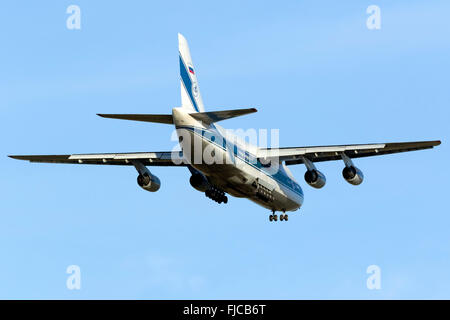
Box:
left=8, top=155, right=24, bottom=160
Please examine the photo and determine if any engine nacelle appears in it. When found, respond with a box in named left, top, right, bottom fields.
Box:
left=342, top=166, right=364, bottom=185
left=304, top=169, right=326, bottom=189
left=137, top=173, right=161, bottom=192
left=189, top=173, right=209, bottom=192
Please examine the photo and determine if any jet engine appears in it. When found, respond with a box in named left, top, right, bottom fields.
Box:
left=189, top=172, right=209, bottom=192
left=304, top=169, right=326, bottom=189
left=342, top=166, right=364, bottom=185
left=137, top=173, right=161, bottom=192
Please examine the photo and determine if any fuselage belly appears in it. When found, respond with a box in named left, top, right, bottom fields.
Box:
left=174, top=108, right=303, bottom=212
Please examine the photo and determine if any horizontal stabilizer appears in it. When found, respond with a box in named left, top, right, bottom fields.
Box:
left=97, top=114, right=173, bottom=124
left=190, top=108, right=257, bottom=124
left=97, top=108, right=257, bottom=125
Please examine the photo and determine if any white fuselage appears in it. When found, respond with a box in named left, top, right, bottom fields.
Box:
left=172, top=108, right=303, bottom=212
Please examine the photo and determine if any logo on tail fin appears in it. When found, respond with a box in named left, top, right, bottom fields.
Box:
left=192, top=82, right=199, bottom=97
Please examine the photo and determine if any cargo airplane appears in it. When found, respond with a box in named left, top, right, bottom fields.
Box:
left=9, top=34, right=441, bottom=221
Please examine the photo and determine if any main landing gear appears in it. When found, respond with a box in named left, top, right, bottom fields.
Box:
left=205, top=187, right=228, bottom=204
left=269, top=210, right=288, bottom=222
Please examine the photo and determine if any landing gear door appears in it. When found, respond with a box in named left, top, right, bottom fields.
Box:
left=257, top=177, right=275, bottom=191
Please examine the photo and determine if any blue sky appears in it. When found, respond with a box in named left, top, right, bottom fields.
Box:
left=1, top=0, right=449, bottom=299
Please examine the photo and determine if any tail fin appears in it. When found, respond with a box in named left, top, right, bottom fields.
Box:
left=178, top=33, right=205, bottom=113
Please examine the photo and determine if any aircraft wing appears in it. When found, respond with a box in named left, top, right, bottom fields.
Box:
left=257, top=140, right=441, bottom=165
left=8, top=151, right=187, bottom=166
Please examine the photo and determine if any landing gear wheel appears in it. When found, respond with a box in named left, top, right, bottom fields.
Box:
left=269, top=215, right=273, bottom=222
left=285, top=214, right=288, bottom=221
left=273, top=214, right=278, bottom=221
left=205, top=187, right=228, bottom=204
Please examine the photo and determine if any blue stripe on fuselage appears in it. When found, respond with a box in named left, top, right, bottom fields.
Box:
left=179, top=55, right=199, bottom=112
left=176, top=125, right=304, bottom=198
